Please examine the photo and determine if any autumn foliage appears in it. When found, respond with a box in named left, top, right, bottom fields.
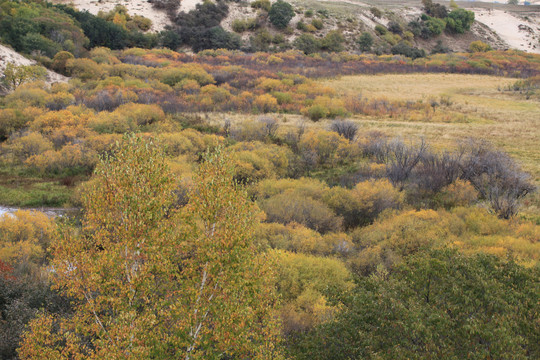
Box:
left=18, top=136, right=282, bottom=359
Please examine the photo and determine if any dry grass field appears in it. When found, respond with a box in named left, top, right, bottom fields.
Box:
left=323, top=74, right=540, bottom=179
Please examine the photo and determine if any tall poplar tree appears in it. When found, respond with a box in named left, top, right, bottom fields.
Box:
left=19, top=135, right=282, bottom=359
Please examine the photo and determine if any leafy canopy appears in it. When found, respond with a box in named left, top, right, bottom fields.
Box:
left=19, top=135, right=282, bottom=360
left=269, top=0, right=295, bottom=29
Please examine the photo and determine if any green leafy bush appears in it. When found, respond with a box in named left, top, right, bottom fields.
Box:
left=269, top=0, right=295, bottom=29
left=293, top=249, right=540, bottom=360
left=357, top=32, right=373, bottom=52
left=294, top=34, right=321, bottom=54
left=445, top=8, right=475, bottom=34
left=375, top=24, right=387, bottom=35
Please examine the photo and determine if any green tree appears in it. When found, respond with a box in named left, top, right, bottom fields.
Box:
left=357, top=32, right=373, bottom=52
left=292, top=249, right=540, bottom=360
left=424, top=15, right=446, bottom=37
left=18, top=135, right=282, bottom=359
left=445, top=8, right=475, bottom=34
left=321, top=31, right=345, bottom=52
left=294, top=34, right=321, bottom=54
left=268, top=0, right=295, bottom=29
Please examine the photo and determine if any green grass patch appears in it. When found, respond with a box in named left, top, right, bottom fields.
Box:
left=0, top=182, right=72, bottom=207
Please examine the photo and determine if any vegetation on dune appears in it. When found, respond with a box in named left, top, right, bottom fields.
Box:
left=0, top=0, right=491, bottom=57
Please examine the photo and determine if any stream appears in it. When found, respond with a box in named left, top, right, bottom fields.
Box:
left=0, top=206, right=78, bottom=218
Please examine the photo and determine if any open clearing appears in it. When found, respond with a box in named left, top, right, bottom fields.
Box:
left=322, top=74, right=540, bottom=181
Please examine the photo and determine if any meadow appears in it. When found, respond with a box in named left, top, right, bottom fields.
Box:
left=323, top=73, right=540, bottom=177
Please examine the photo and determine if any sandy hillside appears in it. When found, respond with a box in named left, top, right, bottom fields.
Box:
left=0, top=44, right=68, bottom=86
left=473, top=0, right=540, bottom=4
left=51, top=0, right=208, bottom=31
left=52, top=0, right=173, bottom=32
left=181, top=0, right=202, bottom=12
left=49, top=0, right=540, bottom=53
left=472, top=8, right=540, bottom=53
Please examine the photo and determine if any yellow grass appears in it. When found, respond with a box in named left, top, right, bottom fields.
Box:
left=323, top=74, right=514, bottom=101
left=323, top=74, right=540, bottom=181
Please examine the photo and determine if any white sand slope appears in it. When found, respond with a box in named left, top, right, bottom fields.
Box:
left=180, top=0, right=201, bottom=12
left=52, top=0, right=173, bottom=32
left=0, top=44, right=34, bottom=70
left=0, top=44, right=68, bottom=85
left=470, top=1, right=540, bottom=4
left=473, top=8, right=540, bottom=53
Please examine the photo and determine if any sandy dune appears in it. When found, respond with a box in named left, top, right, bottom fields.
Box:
left=473, top=8, right=540, bottom=53
left=53, top=0, right=173, bottom=32
left=40, top=1, right=540, bottom=54
left=0, top=44, right=35, bottom=70
left=180, top=0, right=201, bottom=12
left=0, top=44, right=68, bottom=85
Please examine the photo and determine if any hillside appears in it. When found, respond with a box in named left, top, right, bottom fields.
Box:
left=0, top=44, right=67, bottom=95
left=49, top=0, right=540, bottom=53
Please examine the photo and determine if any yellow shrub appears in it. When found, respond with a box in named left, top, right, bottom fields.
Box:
left=437, top=179, right=478, bottom=208
left=257, top=78, right=284, bottom=92
left=1, top=132, right=53, bottom=163
left=350, top=207, right=540, bottom=274
left=160, top=129, right=222, bottom=158
left=232, top=150, right=276, bottom=183
left=44, top=91, right=75, bottom=110
left=160, top=64, right=215, bottom=86
left=66, top=58, right=104, bottom=80
left=298, top=129, right=351, bottom=166
left=261, top=192, right=342, bottom=233
left=30, top=110, right=91, bottom=147
left=275, top=250, right=353, bottom=333
left=352, top=179, right=404, bottom=214
left=254, top=94, right=279, bottom=113
left=241, top=142, right=291, bottom=176
left=4, top=84, right=48, bottom=107
left=0, top=107, right=44, bottom=139
left=88, top=112, right=137, bottom=134
left=0, top=210, right=56, bottom=273
left=175, top=79, right=201, bottom=94
left=114, top=103, right=166, bottom=126
left=252, top=177, right=329, bottom=201
left=84, top=134, right=123, bottom=154
left=26, top=143, right=98, bottom=174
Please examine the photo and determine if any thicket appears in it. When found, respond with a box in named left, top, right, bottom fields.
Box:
left=170, top=0, right=241, bottom=52
left=0, top=0, right=479, bottom=57
left=408, top=1, right=474, bottom=40
left=292, top=249, right=540, bottom=359
left=0, top=0, right=88, bottom=57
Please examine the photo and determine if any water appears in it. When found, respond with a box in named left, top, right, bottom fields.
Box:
left=0, top=206, right=16, bottom=217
